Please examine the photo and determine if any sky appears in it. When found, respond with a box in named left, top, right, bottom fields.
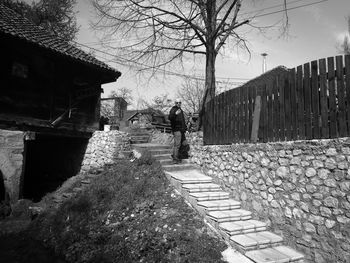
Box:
left=25, top=0, right=350, bottom=109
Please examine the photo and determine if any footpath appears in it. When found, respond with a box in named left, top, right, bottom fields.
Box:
left=132, top=142, right=306, bottom=263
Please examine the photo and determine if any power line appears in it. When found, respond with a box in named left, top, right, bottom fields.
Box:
left=74, top=40, right=250, bottom=82
left=251, top=0, right=328, bottom=19
left=75, top=0, right=328, bottom=83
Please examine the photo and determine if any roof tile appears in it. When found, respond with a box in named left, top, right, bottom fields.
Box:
left=0, top=3, right=120, bottom=77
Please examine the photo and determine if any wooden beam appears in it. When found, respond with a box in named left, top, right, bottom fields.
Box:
left=251, top=96, right=262, bottom=142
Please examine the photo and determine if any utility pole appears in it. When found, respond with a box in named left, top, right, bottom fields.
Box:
left=261, top=53, right=268, bottom=73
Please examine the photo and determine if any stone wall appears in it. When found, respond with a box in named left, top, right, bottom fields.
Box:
left=0, top=129, right=24, bottom=203
left=188, top=132, right=350, bottom=263
left=80, top=130, right=131, bottom=173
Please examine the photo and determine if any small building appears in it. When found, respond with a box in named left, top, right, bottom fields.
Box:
left=127, top=108, right=166, bottom=127
left=0, top=3, right=121, bottom=203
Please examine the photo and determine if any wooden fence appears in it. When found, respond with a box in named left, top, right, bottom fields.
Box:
left=203, top=55, right=350, bottom=145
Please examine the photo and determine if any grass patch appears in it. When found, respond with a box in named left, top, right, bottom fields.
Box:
left=27, top=158, right=227, bottom=263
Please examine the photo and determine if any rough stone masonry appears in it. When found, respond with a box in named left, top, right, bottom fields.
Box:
left=188, top=132, right=350, bottom=263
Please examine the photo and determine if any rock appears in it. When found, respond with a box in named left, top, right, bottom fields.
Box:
left=271, top=200, right=280, bottom=208
left=261, top=158, right=270, bottom=167
left=274, top=179, right=282, bottom=186
left=306, top=185, right=317, bottom=193
left=285, top=207, right=292, bottom=218
left=312, top=160, right=324, bottom=168
left=324, top=196, right=338, bottom=208
left=300, top=202, right=309, bottom=212
left=318, top=169, right=329, bottom=180
left=325, top=158, right=337, bottom=169
left=290, top=157, right=301, bottom=165
left=293, top=149, right=302, bottom=156
left=291, top=193, right=300, bottom=201
left=337, top=216, right=350, bottom=224
left=303, top=222, right=316, bottom=233
left=325, top=219, right=336, bottom=228
left=276, top=166, right=288, bottom=178
left=305, top=168, right=317, bottom=177
left=278, top=158, right=289, bottom=166
left=324, top=179, right=337, bottom=188
left=326, top=148, right=337, bottom=156
left=268, top=187, right=276, bottom=194
left=313, top=200, right=322, bottom=207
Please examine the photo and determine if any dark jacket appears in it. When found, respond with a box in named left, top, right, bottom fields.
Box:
left=169, top=106, right=186, bottom=132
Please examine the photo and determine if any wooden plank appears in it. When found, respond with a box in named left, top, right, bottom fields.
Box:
left=219, top=93, right=224, bottom=144
left=289, top=69, right=297, bottom=140
left=272, top=77, right=279, bottom=141
left=284, top=75, right=292, bottom=140
left=232, top=90, right=236, bottom=143
left=266, top=80, right=273, bottom=141
left=345, top=55, right=350, bottom=135
left=239, top=87, right=244, bottom=142
left=311, top=60, right=320, bottom=138
left=251, top=96, right=262, bottom=142
left=328, top=57, right=337, bottom=138
left=303, top=62, right=312, bottom=139
left=248, top=87, right=253, bottom=142
left=336, top=56, right=347, bottom=137
left=319, top=58, right=329, bottom=138
left=279, top=75, right=285, bottom=141
left=227, top=90, right=232, bottom=143
left=236, top=88, right=240, bottom=143
left=296, top=65, right=305, bottom=139
left=261, top=84, right=268, bottom=142
left=226, top=91, right=230, bottom=144
left=244, top=87, right=250, bottom=143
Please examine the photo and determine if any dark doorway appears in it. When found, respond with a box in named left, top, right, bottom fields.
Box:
left=22, top=134, right=89, bottom=202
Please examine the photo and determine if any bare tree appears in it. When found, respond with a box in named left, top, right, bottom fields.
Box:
left=139, top=94, right=173, bottom=114
left=2, top=0, right=78, bottom=42
left=92, top=0, right=289, bottom=128
left=339, top=16, right=350, bottom=55
left=177, top=77, right=204, bottom=114
left=110, top=87, right=133, bottom=104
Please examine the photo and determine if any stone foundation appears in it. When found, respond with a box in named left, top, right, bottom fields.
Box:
left=188, top=132, right=350, bottom=263
left=0, top=129, right=24, bottom=203
left=80, top=130, right=131, bottom=173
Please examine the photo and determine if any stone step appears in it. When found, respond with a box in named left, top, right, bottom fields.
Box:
left=207, top=209, right=252, bottom=223
left=132, top=143, right=172, bottom=150
left=166, top=170, right=213, bottom=184
left=182, top=183, right=222, bottom=193
left=152, top=154, right=172, bottom=160
left=245, top=245, right=305, bottom=263
left=197, top=199, right=241, bottom=211
left=159, top=159, right=191, bottom=165
left=189, top=191, right=230, bottom=202
left=147, top=149, right=172, bottom=155
left=230, top=231, right=284, bottom=252
left=219, top=220, right=267, bottom=236
left=162, top=163, right=197, bottom=171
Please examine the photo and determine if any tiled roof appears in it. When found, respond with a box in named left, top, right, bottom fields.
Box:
left=0, top=3, right=120, bottom=78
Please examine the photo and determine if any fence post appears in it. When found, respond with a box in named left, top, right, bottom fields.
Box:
left=251, top=96, right=261, bottom=142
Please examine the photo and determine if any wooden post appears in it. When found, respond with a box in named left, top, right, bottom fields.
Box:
left=251, top=96, right=262, bottom=142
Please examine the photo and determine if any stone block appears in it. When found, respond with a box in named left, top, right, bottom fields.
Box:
left=324, top=196, right=338, bottom=208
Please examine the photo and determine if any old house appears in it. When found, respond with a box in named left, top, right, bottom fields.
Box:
left=0, top=3, right=121, bottom=203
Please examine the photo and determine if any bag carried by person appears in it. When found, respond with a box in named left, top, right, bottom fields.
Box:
left=178, top=134, right=190, bottom=159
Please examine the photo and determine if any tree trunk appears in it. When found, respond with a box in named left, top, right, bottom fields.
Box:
left=198, top=44, right=217, bottom=130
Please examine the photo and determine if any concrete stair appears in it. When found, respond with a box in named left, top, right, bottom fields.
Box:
left=131, top=143, right=305, bottom=263
left=129, top=132, right=151, bottom=144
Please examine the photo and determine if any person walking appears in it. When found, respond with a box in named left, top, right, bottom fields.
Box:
left=169, top=98, right=186, bottom=164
